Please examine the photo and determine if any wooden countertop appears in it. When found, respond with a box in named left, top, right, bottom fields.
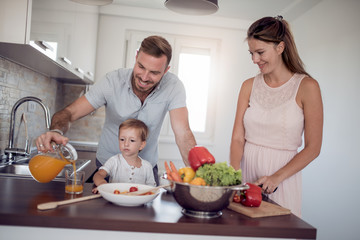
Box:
left=0, top=177, right=316, bottom=239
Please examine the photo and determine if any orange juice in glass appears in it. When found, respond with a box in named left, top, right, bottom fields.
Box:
left=65, top=169, right=85, bottom=194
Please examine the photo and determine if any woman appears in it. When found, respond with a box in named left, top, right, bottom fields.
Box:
left=230, top=16, right=323, bottom=217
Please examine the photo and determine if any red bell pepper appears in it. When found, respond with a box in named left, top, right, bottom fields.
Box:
left=240, top=183, right=262, bottom=207
left=188, top=146, right=215, bottom=171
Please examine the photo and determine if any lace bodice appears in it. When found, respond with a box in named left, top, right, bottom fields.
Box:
left=243, top=73, right=305, bottom=150
left=252, top=74, right=299, bottom=109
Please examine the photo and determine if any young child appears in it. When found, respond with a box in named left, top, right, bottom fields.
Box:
left=92, top=119, right=156, bottom=193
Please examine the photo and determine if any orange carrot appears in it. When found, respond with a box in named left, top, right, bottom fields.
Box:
left=167, top=175, right=174, bottom=181
left=164, top=161, right=172, bottom=176
left=170, top=161, right=182, bottom=182
left=170, top=171, right=182, bottom=182
left=170, top=161, right=178, bottom=173
left=164, top=161, right=173, bottom=180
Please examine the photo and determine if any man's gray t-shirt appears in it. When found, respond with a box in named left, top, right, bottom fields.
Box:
left=85, top=68, right=186, bottom=167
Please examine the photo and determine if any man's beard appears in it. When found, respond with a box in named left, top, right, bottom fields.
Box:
left=132, top=75, right=158, bottom=95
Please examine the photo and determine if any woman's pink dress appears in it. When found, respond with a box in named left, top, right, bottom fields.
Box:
left=242, top=73, right=305, bottom=217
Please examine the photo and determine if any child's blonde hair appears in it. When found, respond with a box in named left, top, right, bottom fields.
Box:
left=119, top=119, right=148, bottom=141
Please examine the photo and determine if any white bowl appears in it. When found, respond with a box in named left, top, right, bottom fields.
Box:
left=97, top=183, right=160, bottom=207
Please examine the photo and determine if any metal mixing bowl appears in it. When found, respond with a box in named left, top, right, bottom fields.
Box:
left=168, top=180, right=249, bottom=218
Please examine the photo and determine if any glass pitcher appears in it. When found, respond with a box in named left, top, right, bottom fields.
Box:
left=29, top=143, right=78, bottom=183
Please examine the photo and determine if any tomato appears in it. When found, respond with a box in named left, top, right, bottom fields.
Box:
left=129, top=187, right=138, bottom=192
left=233, top=193, right=241, bottom=203
left=114, top=190, right=121, bottom=194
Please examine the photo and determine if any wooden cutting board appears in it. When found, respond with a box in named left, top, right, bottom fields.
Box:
left=228, top=201, right=291, bottom=218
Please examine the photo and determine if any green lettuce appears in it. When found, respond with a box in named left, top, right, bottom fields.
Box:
left=195, top=162, right=242, bottom=186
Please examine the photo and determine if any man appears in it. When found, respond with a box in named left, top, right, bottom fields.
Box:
left=36, top=35, right=197, bottom=184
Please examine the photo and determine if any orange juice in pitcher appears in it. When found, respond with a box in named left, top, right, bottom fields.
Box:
left=29, top=143, right=78, bottom=183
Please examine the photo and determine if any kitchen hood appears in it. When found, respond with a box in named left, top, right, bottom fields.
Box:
left=0, top=0, right=98, bottom=85
left=0, top=42, right=93, bottom=84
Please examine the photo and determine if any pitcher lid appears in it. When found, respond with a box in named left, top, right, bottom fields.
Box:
left=58, top=143, right=78, bottom=161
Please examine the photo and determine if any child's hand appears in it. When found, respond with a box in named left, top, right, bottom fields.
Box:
left=92, top=181, right=107, bottom=194
left=92, top=187, right=99, bottom=194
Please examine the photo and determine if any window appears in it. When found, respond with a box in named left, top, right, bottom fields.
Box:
left=126, top=31, right=219, bottom=144
left=178, top=49, right=211, bottom=132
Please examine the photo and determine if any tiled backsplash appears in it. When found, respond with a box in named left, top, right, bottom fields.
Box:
left=0, top=57, right=103, bottom=155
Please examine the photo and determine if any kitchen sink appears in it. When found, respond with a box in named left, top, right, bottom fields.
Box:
left=0, top=164, right=31, bottom=175
left=0, top=159, right=92, bottom=181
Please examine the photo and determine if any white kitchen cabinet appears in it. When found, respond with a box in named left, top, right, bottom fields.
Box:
left=68, top=5, right=99, bottom=80
left=31, top=0, right=99, bottom=82
left=0, top=0, right=99, bottom=84
left=0, top=0, right=31, bottom=44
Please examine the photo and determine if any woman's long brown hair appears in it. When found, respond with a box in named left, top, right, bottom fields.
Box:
left=247, top=16, right=311, bottom=77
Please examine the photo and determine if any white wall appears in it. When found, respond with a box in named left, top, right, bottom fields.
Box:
left=95, top=1, right=360, bottom=239
left=292, top=0, right=360, bottom=239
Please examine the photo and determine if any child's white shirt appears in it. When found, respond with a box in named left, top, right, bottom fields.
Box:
left=99, top=153, right=156, bottom=186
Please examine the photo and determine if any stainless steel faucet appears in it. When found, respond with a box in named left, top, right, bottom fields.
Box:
left=4, top=96, right=51, bottom=162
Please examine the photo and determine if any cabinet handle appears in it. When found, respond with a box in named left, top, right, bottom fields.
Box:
left=35, top=41, right=54, bottom=52
left=60, top=57, right=72, bottom=65
left=75, top=68, right=84, bottom=74
left=87, top=71, right=94, bottom=77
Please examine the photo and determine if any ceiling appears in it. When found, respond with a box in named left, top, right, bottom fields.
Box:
left=112, top=0, right=322, bottom=22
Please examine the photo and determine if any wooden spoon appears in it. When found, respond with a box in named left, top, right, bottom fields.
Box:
left=37, top=194, right=101, bottom=211
left=125, top=184, right=171, bottom=196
